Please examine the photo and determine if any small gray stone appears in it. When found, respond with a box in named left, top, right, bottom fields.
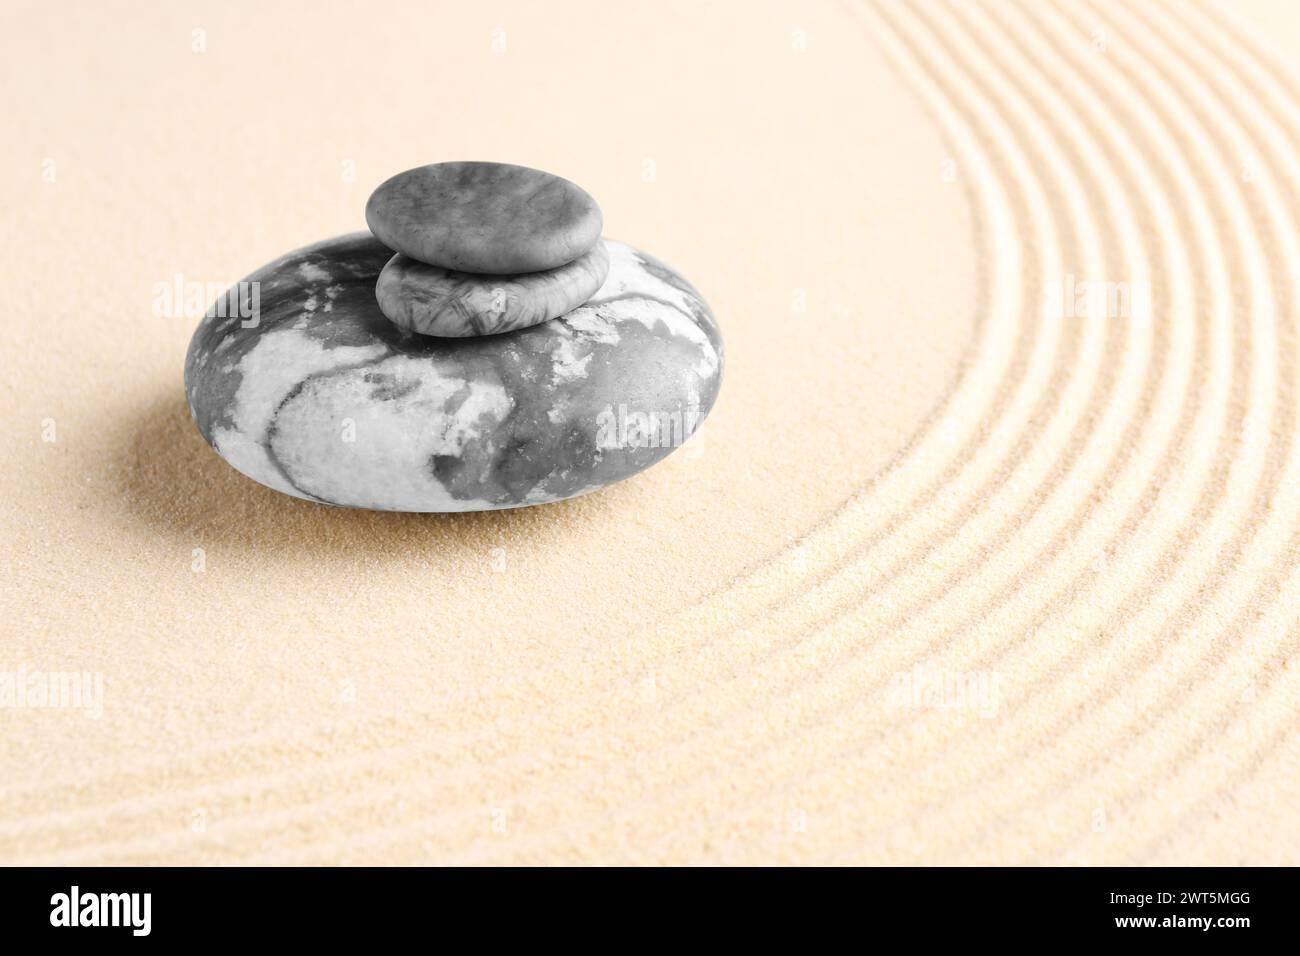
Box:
left=184, top=233, right=722, bottom=512
left=365, top=161, right=603, bottom=274
left=375, top=241, right=609, bottom=338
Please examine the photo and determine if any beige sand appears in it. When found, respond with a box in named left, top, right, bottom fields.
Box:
left=1, top=0, right=1297, bottom=864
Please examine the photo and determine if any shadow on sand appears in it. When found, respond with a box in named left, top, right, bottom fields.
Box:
left=111, top=388, right=591, bottom=561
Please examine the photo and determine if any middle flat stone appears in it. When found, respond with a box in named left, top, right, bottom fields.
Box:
left=375, top=242, right=611, bottom=337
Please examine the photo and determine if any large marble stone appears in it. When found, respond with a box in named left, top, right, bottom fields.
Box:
left=365, top=161, right=603, bottom=274
left=375, top=241, right=609, bottom=337
left=184, top=234, right=722, bottom=512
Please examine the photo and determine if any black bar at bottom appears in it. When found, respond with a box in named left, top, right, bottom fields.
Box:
left=0, top=866, right=1287, bottom=944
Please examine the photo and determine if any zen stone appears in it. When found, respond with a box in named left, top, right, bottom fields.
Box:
left=365, top=161, right=603, bottom=274
left=375, top=242, right=610, bottom=338
left=184, top=233, right=722, bottom=512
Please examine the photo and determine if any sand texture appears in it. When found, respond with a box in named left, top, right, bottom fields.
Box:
left=2, top=0, right=1298, bottom=864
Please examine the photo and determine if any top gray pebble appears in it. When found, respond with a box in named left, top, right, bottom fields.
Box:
left=365, top=161, right=603, bottom=274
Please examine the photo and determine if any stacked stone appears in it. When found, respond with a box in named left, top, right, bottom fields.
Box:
left=366, top=162, right=609, bottom=337
left=183, top=160, right=723, bottom=513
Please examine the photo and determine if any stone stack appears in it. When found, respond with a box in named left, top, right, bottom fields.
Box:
left=183, top=161, right=723, bottom=512
left=366, top=162, right=611, bottom=338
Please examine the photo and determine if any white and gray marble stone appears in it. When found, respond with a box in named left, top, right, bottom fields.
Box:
left=375, top=241, right=609, bottom=337
left=184, top=233, right=722, bottom=511
left=365, top=161, right=602, bottom=274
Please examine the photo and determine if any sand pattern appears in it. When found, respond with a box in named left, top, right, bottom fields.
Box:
left=2, top=0, right=1299, bottom=864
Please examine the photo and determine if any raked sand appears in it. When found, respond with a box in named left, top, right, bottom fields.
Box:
left=1, top=0, right=1298, bottom=864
